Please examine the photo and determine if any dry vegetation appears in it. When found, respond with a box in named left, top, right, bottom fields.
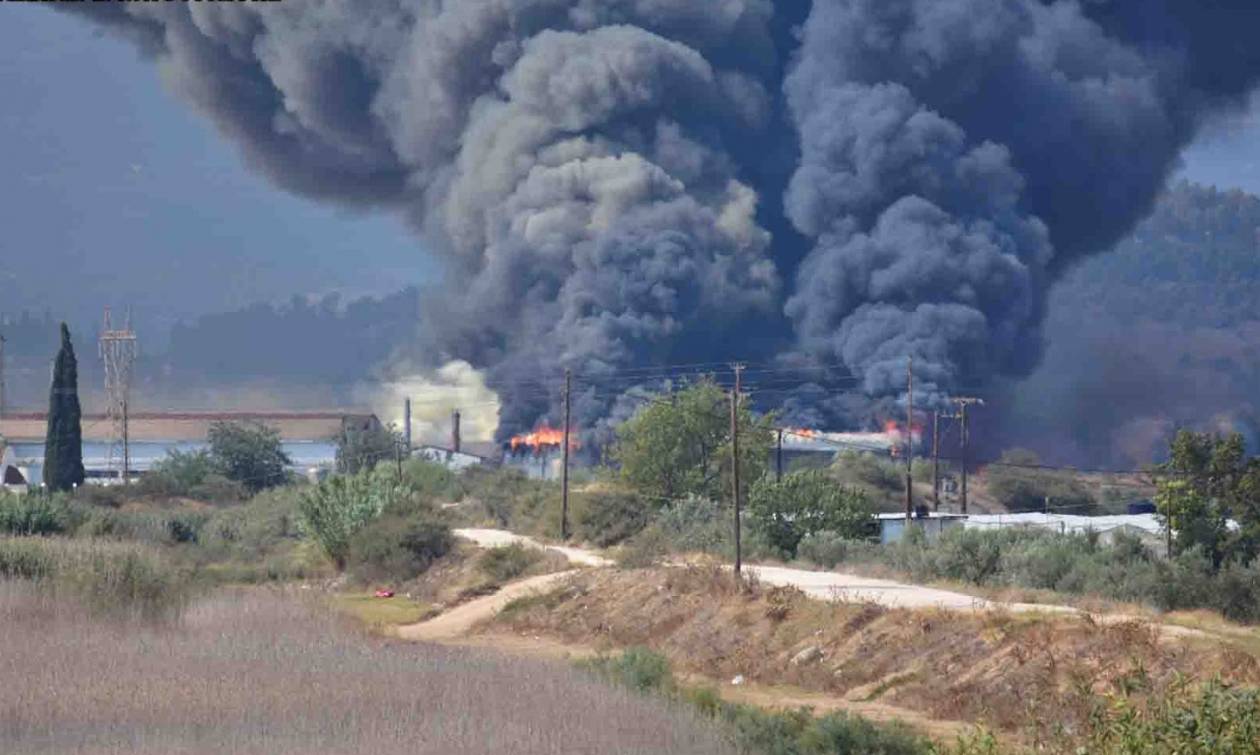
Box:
left=0, top=583, right=732, bottom=755
left=391, top=540, right=571, bottom=608
left=490, top=566, right=1260, bottom=748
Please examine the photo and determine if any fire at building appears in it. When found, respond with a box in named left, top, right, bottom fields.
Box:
left=502, top=424, right=577, bottom=481
left=777, top=424, right=919, bottom=471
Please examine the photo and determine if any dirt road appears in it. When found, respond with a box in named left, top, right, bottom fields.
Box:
left=452, top=528, right=1062, bottom=614
left=453, top=528, right=614, bottom=567
left=428, top=529, right=1206, bottom=646
left=397, top=570, right=578, bottom=642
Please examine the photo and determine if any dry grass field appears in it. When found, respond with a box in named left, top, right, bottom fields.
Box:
left=0, top=583, right=732, bottom=755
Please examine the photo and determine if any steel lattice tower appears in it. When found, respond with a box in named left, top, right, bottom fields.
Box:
left=99, top=307, right=137, bottom=483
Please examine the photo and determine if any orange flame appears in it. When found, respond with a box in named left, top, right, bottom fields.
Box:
left=883, top=420, right=923, bottom=458
left=509, top=424, right=578, bottom=452
left=786, top=427, right=819, bottom=439
left=883, top=420, right=925, bottom=437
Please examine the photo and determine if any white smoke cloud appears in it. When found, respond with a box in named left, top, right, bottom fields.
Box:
left=357, top=360, right=500, bottom=445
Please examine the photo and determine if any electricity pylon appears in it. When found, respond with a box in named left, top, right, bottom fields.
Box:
left=100, top=307, right=138, bottom=484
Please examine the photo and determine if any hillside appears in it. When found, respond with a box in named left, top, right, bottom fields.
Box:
left=1008, top=182, right=1260, bottom=465
left=482, top=565, right=1260, bottom=750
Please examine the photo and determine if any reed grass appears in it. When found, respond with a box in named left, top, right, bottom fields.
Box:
left=0, top=585, right=731, bottom=754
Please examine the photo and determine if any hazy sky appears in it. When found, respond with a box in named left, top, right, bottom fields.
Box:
left=0, top=6, right=435, bottom=344
left=1178, top=91, right=1260, bottom=195
left=1, top=5, right=1256, bottom=345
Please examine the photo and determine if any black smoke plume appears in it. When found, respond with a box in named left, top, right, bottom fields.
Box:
left=782, top=0, right=1260, bottom=416
left=56, top=1, right=1260, bottom=440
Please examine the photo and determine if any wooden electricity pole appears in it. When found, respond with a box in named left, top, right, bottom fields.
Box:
left=122, top=398, right=130, bottom=486
left=403, top=398, right=412, bottom=451
left=904, top=356, right=914, bottom=522
left=561, top=368, right=573, bottom=541
left=931, top=410, right=940, bottom=512
left=0, top=333, right=6, bottom=425
left=776, top=428, right=784, bottom=482
left=730, top=364, right=744, bottom=577
left=952, top=398, right=985, bottom=515
left=394, top=432, right=403, bottom=483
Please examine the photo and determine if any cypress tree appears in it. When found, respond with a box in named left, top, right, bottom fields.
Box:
left=44, top=323, right=85, bottom=491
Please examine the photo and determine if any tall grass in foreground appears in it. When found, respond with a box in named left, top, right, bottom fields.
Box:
left=0, top=586, right=731, bottom=755
left=0, top=537, right=190, bottom=620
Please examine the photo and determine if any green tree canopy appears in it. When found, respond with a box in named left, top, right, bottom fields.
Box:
left=748, top=470, right=872, bottom=557
left=207, top=421, right=291, bottom=493
left=43, top=323, right=85, bottom=492
left=1157, top=430, right=1260, bottom=566
left=612, top=378, right=774, bottom=504
left=336, top=423, right=402, bottom=475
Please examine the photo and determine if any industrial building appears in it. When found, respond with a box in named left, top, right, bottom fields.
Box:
left=877, top=511, right=1166, bottom=548
left=0, top=411, right=380, bottom=488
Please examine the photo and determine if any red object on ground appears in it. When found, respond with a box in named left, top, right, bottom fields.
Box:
left=374, top=589, right=395, bottom=599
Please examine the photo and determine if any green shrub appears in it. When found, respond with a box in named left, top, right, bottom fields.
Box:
left=0, top=537, right=190, bottom=620
left=400, top=458, right=464, bottom=500
left=199, top=487, right=304, bottom=557
left=581, top=648, right=932, bottom=755
left=208, top=421, right=291, bottom=493
left=137, top=450, right=250, bottom=502
left=0, top=537, right=57, bottom=580
left=655, top=495, right=732, bottom=555
left=924, top=528, right=1009, bottom=585
left=456, top=467, right=559, bottom=534
left=796, top=531, right=856, bottom=569
left=831, top=450, right=903, bottom=492
left=297, top=471, right=403, bottom=569
left=347, top=515, right=453, bottom=584
left=612, top=379, right=773, bottom=503
left=1083, top=681, right=1260, bottom=754
left=581, top=647, right=674, bottom=694
left=336, top=424, right=402, bottom=475
left=828, top=527, right=1260, bottom=623
left=0, top=493, right=70, bottom=536
left=748, top=471, right=872, bottom=557
left=1204, top=560, right=1260, bottom=623
left=477, top=543, right=541, bottom=582
left=68, top=506, right=211, bottom=546
left=576, top=490, right=651, bottom=547
left=616, top=524, right=670, bottom=569
left=72, top=485, right=128, bottom=508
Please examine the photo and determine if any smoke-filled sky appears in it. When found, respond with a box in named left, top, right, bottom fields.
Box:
left=4, top=1, right=1260, bottom=442
left=0, top=6, right=434, bottom=339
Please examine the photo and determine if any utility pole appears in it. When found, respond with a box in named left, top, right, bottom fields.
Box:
left=1166, top=511, right=1174, bottom=559
left=951, top=398, right=985, bottom=515
left=775, top=428, right=784, bottom=483
left=403, top=398, right=412, bottom=451
left=451, top=410, right=462, bottom=454
left=0, top=332, right=6, bottom=426
left=561, top=368, right=572, bottom=541
left=99, top=307, right=137, bottom=485
left=931, top=410, right=940, bottom=512
left=122, top=398, right=130, bottom=486
left=394, top=433, right=403, bottom=483
left=905, top=356, right=914, bottom=522
left=730, top=363, right=744, bottom=578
